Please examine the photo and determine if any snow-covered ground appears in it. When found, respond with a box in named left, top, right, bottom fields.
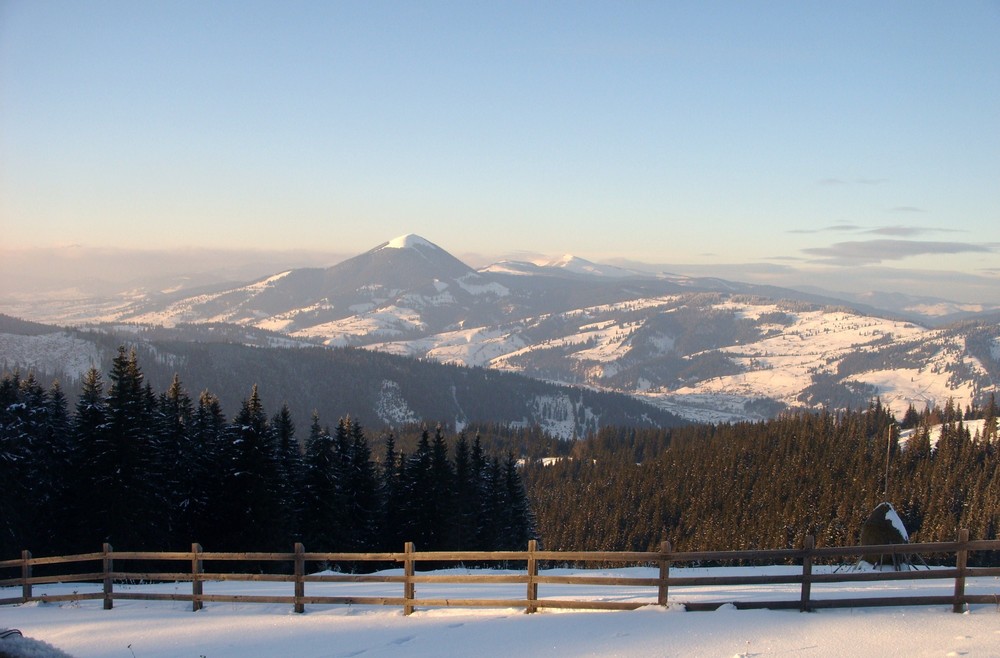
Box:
left=3, top=565, right=999, bottom=658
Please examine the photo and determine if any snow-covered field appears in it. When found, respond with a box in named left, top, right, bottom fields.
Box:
left=4, top=566, right=999, bottom=658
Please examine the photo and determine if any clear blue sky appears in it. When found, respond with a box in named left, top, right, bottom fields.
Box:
left=1, top=1, right=998, bottom=297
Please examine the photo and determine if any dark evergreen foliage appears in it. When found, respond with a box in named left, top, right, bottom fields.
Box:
left=0, top=352, right=537, bottom=557
left=524, top=401, right=1000, bottom=564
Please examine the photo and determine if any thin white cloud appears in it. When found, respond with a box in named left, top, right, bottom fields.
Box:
left=802, top=239, right=992, bottom=266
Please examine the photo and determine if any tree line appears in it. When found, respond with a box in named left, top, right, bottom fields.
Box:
left=0, top=348, right=535, bottom=558
left=522, top=398, right=1000, bottom=564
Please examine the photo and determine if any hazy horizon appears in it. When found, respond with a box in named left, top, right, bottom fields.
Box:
left=2, top=237, right=999, bottom=308
left=2, top=3, right=998, bottom=305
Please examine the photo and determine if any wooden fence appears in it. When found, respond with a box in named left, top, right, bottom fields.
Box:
left=2, top=531, right=999, bottom=615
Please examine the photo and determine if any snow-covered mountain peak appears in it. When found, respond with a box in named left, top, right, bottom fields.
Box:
left=545, top=255, right=636, bottom=278
left=381, top=234, right=439, bottom=251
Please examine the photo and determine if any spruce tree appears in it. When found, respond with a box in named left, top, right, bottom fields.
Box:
left=300, top=412, right=344, bottom=550
left=218, top=385, right=284, bottom=550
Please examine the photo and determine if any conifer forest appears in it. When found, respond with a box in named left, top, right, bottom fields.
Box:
left=0, top=348, right=535, bottom=559
left=2, top=348, right=998, bottom=566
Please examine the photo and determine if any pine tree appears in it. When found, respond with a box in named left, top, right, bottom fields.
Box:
left=100, top=347, right=165, bottom=549
left=272, top=403, right=303, bottom=540
left=300, top=412, right=344, bottom=550
left=218, top=385, right=284, bottom=550
left=452, top=432, right=481, bottom=550
left=378, top=432, right=404, bottom=550
left=70, top=367, right=109, bottom=549
left=345, top=418, right=380, bottom=550
left=0, top=371, right=31, bottom=555
left=159, top=374, right=195, bottom=544
left=188, top=391, right=230, bottom=548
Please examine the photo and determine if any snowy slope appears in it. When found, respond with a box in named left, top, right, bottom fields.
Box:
left=3, top=566, right=999, bottom=658
left=3, top=235, right=998, bottom=423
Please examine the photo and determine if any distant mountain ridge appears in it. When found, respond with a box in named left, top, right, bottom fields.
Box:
left=2, top=234, right=998, bottom=423
left=0, top=315, right=682, bottom=439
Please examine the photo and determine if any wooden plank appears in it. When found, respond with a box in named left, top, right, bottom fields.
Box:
left=534, top=575, right=661, bottom=587
left=406, top=598, right=531, bottom=608
left=811, top=541, right=960, bottom=558
left=303, top=574, right=403, bottom=583
left=102, top=543, right=113, bottom=610
left=194, top=552, right=297, bottom=561
left=810, top=569, right=959, bottom=584
left=966, top=567, right=1000, bottom=577
left=526, top=539, right=538, bottom=614
left=533, top=551, right=660, bottom=562
left=409, top=551, right=527, bottom=561
left=535, top=599, right=650, bottom=611
left=113, top=592, right=194, bottom=602
left=658, top=540, right=671, bottom=607
left=800, top=535, right=814, bottom=612
left=667, top=574, right=802, bottom=587
left=666, top=548, right=805, bottom=563
left=962, top=594, right=1000, bottom=605
left=109, top=551, right=196, bottom=561
left=109, top=572, right=194, bottom=582
left=409, top=574, right=528, bottom=584
left=294, top=542, right=305, bottom=614
left=196, top=573, right=295, bottom=582
left=809, top=595, right=955, bottom=609
left=403, top=542, right=415, bottom=616
left=21, top=550, right=31, bottom=601
left=954, top=529, right=969, bottom=613
left=22, top=553, right=105, bottom=566
left=298, top=596, right=406, bottom=606
left=25, top=572, right=106, bottom=585
left=27, top=593, right=104, bottom=604
left=302, top=552, right=405, bottom=562
left=192, top=543, right=203, bottom=612
left=683, top=599, right=801, bottom=611
left=192, top=594, right=297, bottom=604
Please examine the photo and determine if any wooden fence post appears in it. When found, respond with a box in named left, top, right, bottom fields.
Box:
left=403, top=542, right=415, bottom=616
left=21, top=550, right=31, bottom=603
left=657, top=541, right=672, bottom=607
left=103, top=543, right=114, bottom=610
left=953, top=528, right=969, bottom=613
left=526, top=539, right=538, bottom=614
left=294, top=542, right=305, bottom=614
left=191, top=543, right=203, bottom=612
left=800, top=535, right=814, bottom=612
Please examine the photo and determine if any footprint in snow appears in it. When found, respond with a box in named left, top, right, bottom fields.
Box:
left=390, top=636, right=415, bottom=646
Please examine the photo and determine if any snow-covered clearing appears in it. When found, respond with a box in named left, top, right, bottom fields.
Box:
left=4, top=566, right=999, bottom=658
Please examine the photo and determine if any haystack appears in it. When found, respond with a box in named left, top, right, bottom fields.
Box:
left=859, top=502, right=915, bottom=570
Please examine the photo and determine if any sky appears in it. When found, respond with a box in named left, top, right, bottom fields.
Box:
left=1, top=1, right=999, bottom=302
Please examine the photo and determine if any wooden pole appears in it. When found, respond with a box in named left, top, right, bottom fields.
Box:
left=21, top=550, right=31, bottom=603
left=800, top=535, right=814, bottom=612
left=657, top=541, right=672, bottom=607
left=526, top=539, right=538, bottom=614
left=294, top=542, right=305, bottom=614
left=953, top=529, right=969, bottom=613
left=103, top=543, right=114, bottom=610
left=191, top=543, right=203, bottom=612
left=403, top=542, right=415, bottom=615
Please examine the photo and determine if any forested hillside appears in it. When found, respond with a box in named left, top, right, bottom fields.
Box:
left=1, top=318, right=685, bottom=439
left=5, top=346, right=998, bottom=566
left=524, top=399, right=1000, bottom=563
left=0, top=349, right=535, bottom=559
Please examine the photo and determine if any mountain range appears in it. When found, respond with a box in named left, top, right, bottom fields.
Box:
left=3, top=234, right=998, bottom=424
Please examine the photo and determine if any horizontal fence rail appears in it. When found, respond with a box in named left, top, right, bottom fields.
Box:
left=2, top=531, right=999, bottom=615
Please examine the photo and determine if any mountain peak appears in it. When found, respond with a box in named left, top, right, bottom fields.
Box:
left=381, top=234, right=439, bottom=251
